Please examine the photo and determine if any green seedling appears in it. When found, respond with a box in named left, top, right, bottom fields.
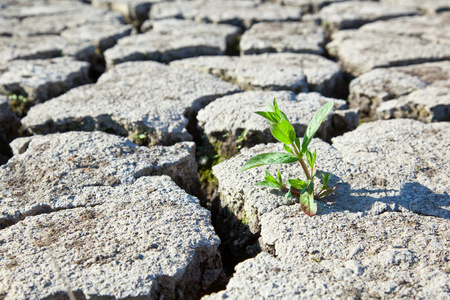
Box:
left=241, top=99, right=338, bottom=217
left=236, top=129, right=248, bottom=150
left=8, top=93, right=28, bottom=103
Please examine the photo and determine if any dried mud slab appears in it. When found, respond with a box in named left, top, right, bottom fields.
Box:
left=91, top=0, right=160, bottom=21
left=204, top=209, right=449, bottom=299
left=327, top=29, right=450, bottom=76
left=0, top=35, right=95, bottom=65
left=274, top=0, right=351, bottom=13
left=170, top=53, right=342, bottom=97
left=0, top=3, right=125, bottom=37
left=0, top=57, right=90, bottom=105
left=104, top=18, right=241, bottom=68
left=213, top=119, right=449, bottom=234
left=359, top=12, right=450, bottom=46
left=150, top=0, right=302, bottom=29
left=381, top=0, right=450, bottom=14
left=0, top=175, right=221, bottom=299
left=1, top=131, right=200, bottom=228
left=313, top=1, right=417, bottom=32
left=240, top=21, right=325, bottom=55
left=197, top=91, right=357, bottom=155
left=377, top=86, right=450, bottom=122
left=349, top=61, right=450, bottom=120
left=209, top=118, right=449, bottom=298
left=0, top=0, right=132, bottom=68
left=21, top=61, right=240, bottom=145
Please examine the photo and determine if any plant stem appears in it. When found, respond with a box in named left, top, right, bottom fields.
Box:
left=291, top=143, right=312, bottom=181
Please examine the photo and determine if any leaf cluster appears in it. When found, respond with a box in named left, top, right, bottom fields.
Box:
left=241, top=99, right=337, bottom=216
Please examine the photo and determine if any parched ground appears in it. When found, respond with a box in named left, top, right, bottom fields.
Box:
left=0, top=0, right=449, bottom=299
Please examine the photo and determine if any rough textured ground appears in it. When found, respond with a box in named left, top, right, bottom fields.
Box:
left=1, top=131, right=200, bottom=228
left=312, top=1, right=418, bottom=32
left=240, top=21, right=326, bottom=55
left=209, top=119, right=450, bottom=298
left=104, top=18, right=241, bottom=68
left=171, top=53, right=343, bottom=97
left=1, top=0, right=449, bottom=299
left=0, top=58, right=90, bottom=105
left=21, top=61, right=240, bottom=145
left=349, top=61, right=450, bottom=121
left=204, top=210, right=449, bottom=299
left=1, top=175, right=221, bottom=299
left=149, top=0, right=303, bottom=29
left=213, top=118, right=449, bottom=234
left=197, top=91, right=357, bottom=151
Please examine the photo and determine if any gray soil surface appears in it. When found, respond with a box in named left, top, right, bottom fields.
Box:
left=1, top=1, right=449, bottom=299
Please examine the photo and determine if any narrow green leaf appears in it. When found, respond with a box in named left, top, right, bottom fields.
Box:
left=255, top=111, right=278, bottom=124
left=294, top=137, right=301, bottom=156
left=301, top=102, right=333, bottom=153
left=280, top=110, right=289, bottom=122
left=306, top=150, right=314, bottom=169
left=255, top=181, right=282, bottom=188
left=283, top=144, right=294, bottom=155
left=313, top=149, right=317, bottom=166
left=300, top=190, right=317, bottom=217
left=264, top=171, right=282, bottom=187
left=270, top=119, right=296, bottom=145
left=322, top=173, right=330, bottom=186
left=288, top=178, right=308, bottom=190
left=316, top=188, right=336, bottom=199
left=273, top=98, right=281, bottom=119
left=241, top=153, right=299, bottom=171
left=269, top=111, right=281, bottom=123
left=277, top=169, right=283, bottom=186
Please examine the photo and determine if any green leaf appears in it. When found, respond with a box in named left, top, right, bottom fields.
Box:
left=301, top=101, right=333, bottom=153
left=283, top=144, right=294, bottom=155
left=270, top=119, right=296, bottom=145
left=280, top=110, right=289, bottom=122
left=241, top=153, right=299, bottom=171
left=300, top=190, right=317, bottom=216
left=277, top=169, right=283, bottom=186
left=294, top=137, right=301, bottom=155
left=273, top=98, right=281, bottom=119
left=306, top=150, right=314, bottom=169
left=255, top=181, right=282, bottom=188
left=322, top=173, right=330, bottom=186
left=264, top=170, right=282, bottom=187
left=269, top=111, right=281, bottom=123
left=316, top=186, right=338, bottom=199
left=255, top=111, right=278, bottom=124
left=288, top=178, right=308, bottom=190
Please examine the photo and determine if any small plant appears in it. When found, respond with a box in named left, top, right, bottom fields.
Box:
left=236, top=129, right=248, bottom=150
left=133, top=133, right=148, bottom=145
left=8, top=93, right=28, bottom=104
left=241, top=99, right=337, bottom=216
left=7, top=92, right=30, bottom=117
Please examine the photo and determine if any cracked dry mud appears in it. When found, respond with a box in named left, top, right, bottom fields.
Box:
left=0, top=0, right=449, bottom=299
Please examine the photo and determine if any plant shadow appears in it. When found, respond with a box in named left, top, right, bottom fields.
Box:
left=316, top=173, right=450, bottom=220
